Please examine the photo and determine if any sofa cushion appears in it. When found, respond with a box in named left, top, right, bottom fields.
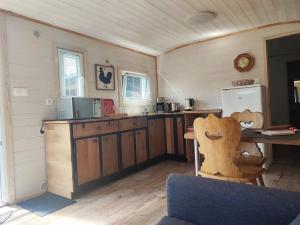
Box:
left=290, top=214, right=300, bottom=225
left=157, top=216, right=197, bottom=225
left=166, top=174, right=300, bottom=225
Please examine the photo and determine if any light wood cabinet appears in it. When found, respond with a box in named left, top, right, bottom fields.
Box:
left=121, top=131, right=135, bottom=169
left=102, top=134, right=119, bottom=176
left=148, top=118, right=166, bottom=158
left=44, top=111, right=221, bottom=199
left=73, top=121, right=119, bottom=138
left=135, top=129, right=148, bottom=163
left=119, top=117, right=147, bottom=131
left=76, top=137, right=101, bottom=185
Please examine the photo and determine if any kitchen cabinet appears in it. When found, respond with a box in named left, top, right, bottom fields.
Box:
left=73, top=121, right=119, bottom=138
left=165, top=117, right=175, bottom=154
left=121, top=131, right=135, bottom=169
left=102, top=134, right=119, bottom=176
left=164, top=115, right=185, bottom=157
left=148, top=118, right=166, bottom=158
left=76, top=137, right=101, bottom=185
left=44, top=110, right=222, bottom=199
left=135, top=129, right=148, bottom=163
left=176, top=116, right=185, bottom=155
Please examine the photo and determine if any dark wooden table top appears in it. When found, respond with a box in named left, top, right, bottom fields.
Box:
left=184, top=129, right=300, bottom=146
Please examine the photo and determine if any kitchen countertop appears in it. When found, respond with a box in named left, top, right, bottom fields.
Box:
left=43, top=109, right=222, bottom=124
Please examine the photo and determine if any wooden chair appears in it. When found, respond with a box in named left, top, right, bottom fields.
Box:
left=231, top=109, right=264, bottom=156
left=193, top=114, right=264, bottom=185
left=231, top=110, right=266, bottom=186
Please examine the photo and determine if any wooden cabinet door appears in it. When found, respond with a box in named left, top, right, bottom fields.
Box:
left=102, top=134, right=119, bottom=176
left=148, top=118, right=166, bottom=159
left=135, top=129, right=147, bottom=163
left=76, top=137, right=101, bottom=185
left=165, top=117, right=175, bottom=154
left=176, top=116, right=185, bottom=155
left=121, top=131, right=135, bottom=169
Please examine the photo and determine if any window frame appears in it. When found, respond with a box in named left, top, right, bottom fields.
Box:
left=121, top=71, right=151, bottom=102
left=56, top=47, right=86, bottom=98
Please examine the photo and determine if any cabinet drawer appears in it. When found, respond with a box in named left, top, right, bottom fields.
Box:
left=119, top=118, right=147, bottom=131
left=73, top=121, right=119, bottom=138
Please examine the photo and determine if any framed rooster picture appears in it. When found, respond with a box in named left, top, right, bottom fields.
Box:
left=95, top=64, right=115, bottom=90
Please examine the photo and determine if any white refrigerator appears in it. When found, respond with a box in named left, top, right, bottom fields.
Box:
left=221, top=84, right=272, bottom=168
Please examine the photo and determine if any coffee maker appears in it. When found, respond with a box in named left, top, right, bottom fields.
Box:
left=155, top=97, right=165, bottom=113
left=184, top=98, right=194, bottom=110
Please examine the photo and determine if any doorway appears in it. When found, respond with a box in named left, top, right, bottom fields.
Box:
left=267, top=33, right=300, bottom=165
left=287, top=60, right=300, bottom=128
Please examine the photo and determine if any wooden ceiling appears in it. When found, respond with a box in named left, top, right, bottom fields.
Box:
left=0, top=0, right=300, bottom=56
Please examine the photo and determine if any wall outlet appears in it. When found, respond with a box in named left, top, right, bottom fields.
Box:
left=45, top=98, right=54, bottom=106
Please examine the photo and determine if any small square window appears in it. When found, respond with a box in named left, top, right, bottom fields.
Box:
left=122, top=72, right=150, bottom=101
left=58, top=48, right=84, bottom=98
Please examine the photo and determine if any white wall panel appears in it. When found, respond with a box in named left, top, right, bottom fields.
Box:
left=4, top=15, right=156, bottom=201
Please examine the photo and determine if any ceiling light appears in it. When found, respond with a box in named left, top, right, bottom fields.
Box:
left=186, top=11, right=217, bottom=25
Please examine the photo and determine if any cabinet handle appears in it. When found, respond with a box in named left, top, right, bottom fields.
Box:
left=92, top=138, right=98, bottom=143
left=96, top=126, right=102, bottom=130
left=136, top=131, right=140, bottom=135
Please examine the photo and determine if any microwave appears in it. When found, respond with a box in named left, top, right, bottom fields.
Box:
left=57, top=97, right=103, bottom=119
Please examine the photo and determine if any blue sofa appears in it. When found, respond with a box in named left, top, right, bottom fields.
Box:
left=157, top=174, right=300, bottom=225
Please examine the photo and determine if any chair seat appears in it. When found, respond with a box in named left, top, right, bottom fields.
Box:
left=233, top=155, right=266, bottom=167
left=199, top=167, right=264, bottom=184
left=239, top=165, right=265, bottom=178
left=198, top=171, right=253, bottom=183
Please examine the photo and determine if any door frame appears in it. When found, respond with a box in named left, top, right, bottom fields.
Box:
left=0, top=12, right=15, bottom=204
left=262, top=29, right=300, bottom=168
left=263, top=30, right=300, bottom=127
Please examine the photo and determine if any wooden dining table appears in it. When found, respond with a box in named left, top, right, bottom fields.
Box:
left=184, top=129, right=300, bottom=176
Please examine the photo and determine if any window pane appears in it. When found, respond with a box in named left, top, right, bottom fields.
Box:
left=122, top=72, right=150, bottom=101
left=64, top=56, right=77, bottom=76
left=58, top=49, right=84, bottom=98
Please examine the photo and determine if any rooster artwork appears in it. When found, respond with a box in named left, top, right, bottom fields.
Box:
left=95, top=64, right=115, bottom=90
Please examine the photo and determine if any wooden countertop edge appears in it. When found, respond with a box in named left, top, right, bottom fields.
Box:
left=43, top=109, right=222, bottom=124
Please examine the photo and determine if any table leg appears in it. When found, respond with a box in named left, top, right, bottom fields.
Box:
left=194, top=139, right=199, bottom=176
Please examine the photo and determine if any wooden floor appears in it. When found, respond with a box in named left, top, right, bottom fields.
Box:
left=4, top=161, right=193, bottom=225
left=3, top=160, right=300, bottom=225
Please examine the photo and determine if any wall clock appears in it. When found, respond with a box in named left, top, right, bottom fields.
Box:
left=234, top=53, right=255, bottom=72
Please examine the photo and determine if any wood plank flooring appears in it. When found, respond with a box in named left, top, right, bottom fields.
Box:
left=3, top=160, right=300, bottom=225
left=4, top=161, right=193, bottom=225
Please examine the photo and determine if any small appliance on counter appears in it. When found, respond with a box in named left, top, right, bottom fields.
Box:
left=57, top=97, right=103, bottom=119
left=102, top=98, right=116, bottom=115
left=155, top=97, right=165, bottom=113
left=184, top=98, right=195, bottom=110
left=166, top=102, right=180, bottom=113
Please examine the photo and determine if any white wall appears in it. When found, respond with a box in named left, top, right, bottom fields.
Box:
left=157, top=23, right=300, bottom=110
left=4, top=15, right=156, bottom=201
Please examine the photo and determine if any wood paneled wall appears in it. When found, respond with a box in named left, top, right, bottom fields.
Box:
left=157, top=23, right=300, bottom=110
left=3, top=14, right=156, bottom=201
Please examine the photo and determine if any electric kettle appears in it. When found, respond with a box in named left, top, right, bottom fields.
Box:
left=184, top=98, right=194, bottom=110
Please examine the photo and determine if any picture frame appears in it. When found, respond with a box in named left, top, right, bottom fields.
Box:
left=95, top=64, right=115, bottom=91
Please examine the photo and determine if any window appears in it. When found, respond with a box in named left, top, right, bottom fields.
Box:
left=58, top=48, right=84, bottom=98
left=121, top=71, right=150, bottom=101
